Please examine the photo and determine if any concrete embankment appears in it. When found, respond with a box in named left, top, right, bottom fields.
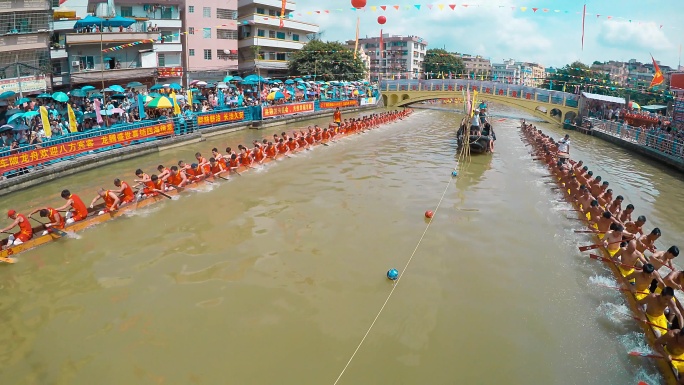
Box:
left=0, top=104, right=378, bottom=197
left=591, top=130, right=684, bottom=174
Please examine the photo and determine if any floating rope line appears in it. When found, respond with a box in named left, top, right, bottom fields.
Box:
left=332, top=166, right=457, bottom=385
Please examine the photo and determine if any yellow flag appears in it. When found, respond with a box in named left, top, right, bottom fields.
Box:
left=39, top=106, right=51, bottom=138
left=186, top=90, right=193, bottom=106
left=67, top=104, right=78, bottom=133
left=171, top=91, right=180, bottom=115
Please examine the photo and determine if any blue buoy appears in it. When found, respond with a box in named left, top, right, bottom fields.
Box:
left=451, top=170, right=458, bottom=177
left=387, top=268, right=399, bottom=280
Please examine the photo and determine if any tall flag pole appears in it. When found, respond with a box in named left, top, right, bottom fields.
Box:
left=354, top=17, right=360, bottom=59
left=649, top=54, right=664, bottom=88
left=379, top=29, right=383, bottom=80
left=581, top=3, right=586, bottom=51
left=279, top=0, right=286, bottom=28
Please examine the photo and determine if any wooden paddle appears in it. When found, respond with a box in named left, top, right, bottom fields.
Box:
left=589, top=254, right=641, bottom=270
left=628, top=351, right=684, bottom=362
left=579, top=238, right=626, bottom=252
left=613, top=310, right=668, bottom=331
left=215, top=174, right=230, bottom=181
left=29, top=216, right=68, bottom=237
left=574, top=229, right=607, bottom=234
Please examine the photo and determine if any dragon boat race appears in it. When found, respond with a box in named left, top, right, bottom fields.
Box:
left=0, top=0, right=683, bottom=384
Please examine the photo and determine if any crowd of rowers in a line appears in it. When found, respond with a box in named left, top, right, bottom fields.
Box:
left=522, top=122, right=684, bottom=378
left=0, top=110, right=411, bottom=250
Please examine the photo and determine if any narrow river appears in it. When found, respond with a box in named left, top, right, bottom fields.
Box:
left=0, top=105, right=681, bottom=384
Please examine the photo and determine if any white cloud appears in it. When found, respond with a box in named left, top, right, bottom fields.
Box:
left=598, top=20, right=674, bottom=52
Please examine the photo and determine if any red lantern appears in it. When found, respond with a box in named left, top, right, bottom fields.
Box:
left=351, top=0, right=366, bottom=9
left=378, top=15, right=387, bottom=24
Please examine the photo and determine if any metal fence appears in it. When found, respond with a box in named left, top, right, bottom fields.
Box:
left=0, top=97, right=379, bottom=179
left=588, top=118, right=684, bottom=160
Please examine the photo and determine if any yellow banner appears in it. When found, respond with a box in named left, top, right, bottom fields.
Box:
left=187, top=90, right=193, bottom=106
left=171, top=91, right=180, bottom=115
left=67, top=104, right=78, bottom=133
left=39, top=106, right=51, bottom=138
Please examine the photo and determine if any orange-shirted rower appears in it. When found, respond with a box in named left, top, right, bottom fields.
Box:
left=1, top=209, right=33, bottom=248
left=55, top=189, right=89, bottom=224
left=265, top=141, right=277, bottom=160
left=253, top=144, right=265, bottom=164
left=276, top=138, right=289, bottom=156
left=227, top=154, right=241, bottom=173
left=113, top=178, right=136, bottom=204
left=333, top=107, right=342, bottom=127
left=28, top=207, right=65, bottom=235
left=156, top=165, right=171, bottom=180
left=239, top=147, right=253, bottom=168
left=287, top=137, right=298, bottom=152
left=165, top=166, right=188, bottom=188
left=207, top=157, right=227, bottom=179
left=89, top=188, right=121, bottom=215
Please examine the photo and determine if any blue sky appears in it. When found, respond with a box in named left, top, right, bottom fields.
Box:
left=291, top=0, right=683, bottom=69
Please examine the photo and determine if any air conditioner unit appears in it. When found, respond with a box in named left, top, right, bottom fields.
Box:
left=71, top=61, right=80, bottom=67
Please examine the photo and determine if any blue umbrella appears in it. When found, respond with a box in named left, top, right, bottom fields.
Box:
left=37, top=93, right=52, bottom=98
left=0, top=91, right=15, bottom=99
left=70, top=89, right=87, bottom=97
left=23, top=111, right=39, bottom=119
left=223, top=76, right=234, bottom=82
left=0, top=124, right=12, bottom=133
left=294, top=78, right=303, bottom=82
left=126, top=81, right=144, bottom=87
left=16, top=97, right=30, bottom=104
left=168, top=82, right=181, bottom=90
left=81, top=85, right=96, bottom=91
left=285, top=79, right=295, bottom=84
left=12, top=124, right=28, bottom=132
left=89, top=93, right=103, bottom=99
left=296, top=85, right=306, bottom=90
left=150, top=84, right=163, bottom=91
left=73, top=15, right=103, bottom=29
left=110, top=93, right=127, bottom=99
left=243, top=74, right=264, bottom=83
left=7, top=113, right=24, bottom=123
left=109, top=85, right=125, bottom=93
left=103, top=16, right=135, bottom=28
left=52, top=91, right=69, bottom=102
left=231, top=76, right=243, bottom=81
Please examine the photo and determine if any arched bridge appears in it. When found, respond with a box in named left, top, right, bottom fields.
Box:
left=380, top=80, right=579, bottom=124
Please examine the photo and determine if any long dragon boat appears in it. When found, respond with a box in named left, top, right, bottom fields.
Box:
left=521, top=126, right=681, bottom=385
left=0, top=113, right=408, bottom=263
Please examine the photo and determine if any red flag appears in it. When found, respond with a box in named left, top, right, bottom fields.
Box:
left=449, top=4, right=456, bottom=10
left=650, top=55, right=664, bottom=88
left=581, top=4, right=586, bottom=50
left=279, top=0, right=286, bottom=28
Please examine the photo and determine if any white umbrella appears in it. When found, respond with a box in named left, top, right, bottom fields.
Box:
left=196, top=81, right=207, bottom=86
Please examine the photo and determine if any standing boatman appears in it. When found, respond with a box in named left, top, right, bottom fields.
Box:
left=333, top=107, right=342, bottom=129
left=557, top=134, right=570, bottom=163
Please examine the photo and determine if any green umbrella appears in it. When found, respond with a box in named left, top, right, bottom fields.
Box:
left=71, top=89, right=87, bottom=97
left=52, top=91, right=69, bottom=102
left=37, top=93, right=52, bottom=98
left=146, top=96, right=174, bottom=109
left=16, top=97, right=30, bottom=104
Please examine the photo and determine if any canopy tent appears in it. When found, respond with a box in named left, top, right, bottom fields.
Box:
left=641, top=105, right=668, bottom=111
left=580, top=92, right=626, bottom=104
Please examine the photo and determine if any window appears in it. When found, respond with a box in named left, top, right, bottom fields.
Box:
left=276, top=53, right=286, bottom=61
left=256, top=8, right=265, bottom=15
left=257, top=29, right=265, bottom=37
left=276, top=32, right=285, bottom=40
left=161, top=7, right=172, bottom=18
left=268, top=30, right=275, bottom=38
left=189, top=49, right=195, bottom=56
left=269, top=10, right=277, bottom=16
left=216, top=8, right=237, bottom=20
left=204, top=49, right=212, bottom=60
left=217, top=29, right=238, bottom=39
left=292, top=34, right=299, bottom=41
left=79, top=56, right=95, bottom=70
left=158, top=53, right=165, bottom=67
left=203, top=28, right=211, bottom=38
left=203, top=7, right=211, bottom=17
left=120, top=6, right=133, bottom=17
left=189, top=27, right=194, bottom=34
left=188, top=6, right=194, bottom=13
left=51, top=0, right=60, bottom=7
left=52, top=61, right=62, bottom=74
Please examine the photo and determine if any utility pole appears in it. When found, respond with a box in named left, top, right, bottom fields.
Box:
left=15, top=55, right=23, bottom=98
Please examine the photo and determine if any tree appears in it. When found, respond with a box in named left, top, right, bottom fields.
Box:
left=422, top=49, right=464, bottom=79
left=288, top=40, right=365, bottom=81
left=540, top=61, right=619, bottom=97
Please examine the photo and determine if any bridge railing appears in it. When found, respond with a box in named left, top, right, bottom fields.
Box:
left=379, top=80, right=579, bottom=108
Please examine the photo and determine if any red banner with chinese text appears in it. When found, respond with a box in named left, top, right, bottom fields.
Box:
left=0, top=123, right=174, bottom=174
left=262, top=102, right=314, bottom=118
left=157, top=67, right=183, bottom=78
left=197, top=110, right=246, bottom=126
left=319, top=100, right=358, bottom=109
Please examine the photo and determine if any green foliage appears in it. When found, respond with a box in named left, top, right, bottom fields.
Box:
left=288, top=40, right=366, bottom=81
left=423, top=48, right=465, bottom=78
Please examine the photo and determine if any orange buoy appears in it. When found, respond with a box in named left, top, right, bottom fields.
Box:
left=425, top=210, right=434, bottom=218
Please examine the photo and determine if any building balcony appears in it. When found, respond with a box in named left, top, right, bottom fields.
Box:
left=0, top=0, right=49, bottom=12
left=153, top=42, right=182, bottom=53
left=50, top=46, right=68, bottom=59
left=0, top=32, right=49, bottom=53
left=69, top=67, right=156, bottom=84
left=238, top=36, right=303, bottom=50
left=65, top=32, right=160, bottom=45
left=238, top=58, right=288, bottom=71
left=238, top=0, right=296, bottom=12
left=239, top=14, right=318, bottom=34
left=51, top=73, right=70, bottom=87
left=138, top=19, right=182, bottom=29
left=52, top=19, right=79, bottom=32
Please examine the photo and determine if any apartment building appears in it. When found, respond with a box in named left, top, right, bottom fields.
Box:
left=0, top=0, right=51, bottom=96
left=452, top=53, right=491, bottom=78
left=236, top=0, right=318, bottom=78
left=590, top=61, right=628, bottom=87
left=346, top=34, right=427, bottom=80
left=492, top=59, right=545, bottom=86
